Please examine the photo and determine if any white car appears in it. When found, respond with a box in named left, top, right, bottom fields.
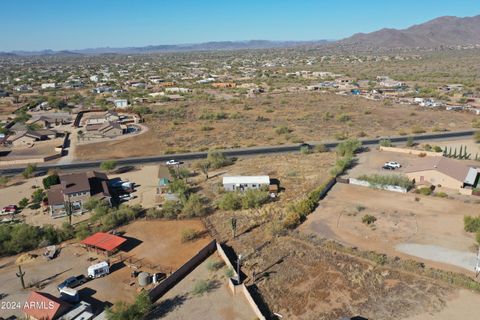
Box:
left=384, top=161, right=401, bottom=169
left=165, top=160, right=180, bottom=166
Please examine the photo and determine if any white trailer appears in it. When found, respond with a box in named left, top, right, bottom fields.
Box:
left=88, top=261, right=110, bottom=278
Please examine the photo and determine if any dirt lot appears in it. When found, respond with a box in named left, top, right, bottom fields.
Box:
left=150, top=256, right=256, bottom=320
left=300, top=183, right=479, bottom=275
left=202, top=152, right=336, bottom=242
left=74, top=91, right=476, bottom=160
left=0, top=219, right=211, bottom=319
left=0, top=138, right=63, bottom=161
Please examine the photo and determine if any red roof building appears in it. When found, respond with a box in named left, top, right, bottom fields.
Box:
left=23, top=291, right=70, bottom=320
left=81, top=232, right=126, bottom=254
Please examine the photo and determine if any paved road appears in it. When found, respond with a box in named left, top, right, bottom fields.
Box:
left=0, top=129, right=477, bottom=175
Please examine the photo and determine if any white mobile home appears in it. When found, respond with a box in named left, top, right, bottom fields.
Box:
left=223, top=176, right=270, bottom=191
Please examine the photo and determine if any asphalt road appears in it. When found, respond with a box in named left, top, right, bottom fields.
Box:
left=0, top=129, right=477, bottom=175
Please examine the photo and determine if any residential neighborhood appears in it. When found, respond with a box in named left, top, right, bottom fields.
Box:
left=2, top=2, right=480, bottom=320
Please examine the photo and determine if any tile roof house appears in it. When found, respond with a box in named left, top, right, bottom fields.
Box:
left=405, top=157, right=479, bottom=193
left=23, top=291, right=71, bottom=320
left=47, top=171, right=111, bottom=218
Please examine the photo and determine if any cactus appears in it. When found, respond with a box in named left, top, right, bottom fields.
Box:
left=443, top=146, right=448, bottom=156
left=16, top=265, right=26, bottom=289
left=448, top=147, right=452, bottom=157
left=453, top=148, right=457, bottom=158
left=459, top=145, right=463, bottom=159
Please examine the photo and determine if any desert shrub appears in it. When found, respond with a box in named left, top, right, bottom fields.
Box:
left=22, top=164, right=37, bottom=179
left=283, top=211, right=303, bottom=229
left=206, top=259, right=225, bottom=272
left=206, top=150, right=233, bottom=169
left=330, top=155, right=354, bottom=177
left=181, top=228, right=201, bottom=242
left=265, top=220, right=287, bottom=237
left=357, top=174, right=413, bottom=190
left=406, top=137, right=414, bottom=147
left=417, top=187, right=432, bottom=196
left=192, top=280, right=210, bottom=295
left=474, top=131, right=480, bottom=143
left=418, top=152, right=427, bottom=157
left=336, top=113, right=351, bottom=122
left=379, top=139, right=392, bottom=147
left=100, top=160, right=117, bottom=171
left=336, top=138, right=361, bottom=157
left=434, top=192, right=448, bottom=198
left=224, top=268, right=235, bottom=278
left=275, top=125, right=291, bottom=135
left=464, top=215, right=480, bottom=233
left=0, top=176, right=9, bottom=187
left=362, top=214, right=377, bottom=225
left=106, top=291, right=152, bottom=320
left=18, top=197, right=29, bottom=209
left=472, top=118, right=480, bottom=129
left=433, top=145, right=443, bottom=153
left=218, top=192, right=242, bottom=210
left=168, top=178, right=190, bottom=199
left=181, top=194, right=206, bottom=217
left=476, top=231, right=480, bottom=245
left=315, top=144, right=328, bottom=153
left=31, top=188, right=45, bottom=204
left=411, top=125, right=426, bottom=134
left=300, top=146, right=311, bottom=154
left=201, top=125, right=214, bottom=131
left=241, top=189, right=270, bottom=209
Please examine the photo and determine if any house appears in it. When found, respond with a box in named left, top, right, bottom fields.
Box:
left=86, top=121, right=123, bottom=138
left=98, top=121, right=123, bottom=137
left=405, top=157, right=479, bottom=193
left=92, top=86, right=113, bottom=94
left=47, top=171, right=111, bottom=218
left=23, top=291, right=71, bottom=320
left=212, top=82, right=236, bottom=88
left=165, top=87, right=192, bottom=94
left=105, top=110, right=120, bottom=122
left=41, top=83, right=57, bottom=89
left=6, top=129, right=57, bottom=147
left=223, top=176, right=270, bottom=191
left=114, top=99, right=128, bottom=109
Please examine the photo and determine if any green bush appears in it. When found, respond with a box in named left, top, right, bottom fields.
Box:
left=106, top=291, right=152, bottom=320
left=362, top=214, right=377, bottom=225
left=181, top=228, right=201, bottom=242
left=218, top=192, right=242, bottom=210
left=42, top=174, right=60, bottom=189
left=18, top=197, right=29, bottom=209
left=336, top=139, right=361, bottom=157
left=314, top=144, right=328, bottom=153
left=357, top=174, right=413, bottom=190
left=181, top=194, right=206, bottom=217
left=206, top=259, right=225, bottom=272
left=417, top=187, right=432, bottom=196
left=379, top=139, right=392, bottom=147
left=218, top=189, right=269, bottom=211
left=464, top=216, right=480, bottom=233
left=206, top=150, right=233, bottom=169
left=100, top=160, right=117, bottom=171
left=22, top=164, right=37, bottom=179
left=330, top=155, right=354, bottom=177
left=275, top=125, right=291, bottom=135
left=192, top=280, right=210, bottom=295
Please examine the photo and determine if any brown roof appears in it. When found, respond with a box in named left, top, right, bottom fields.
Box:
left=23, top=291, right=70, bottom=320
left=405, top=157, right=472, bottom=183
left=47, top=171, right=110, bottom=206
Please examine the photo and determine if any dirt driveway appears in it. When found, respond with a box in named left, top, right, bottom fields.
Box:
left=300, top=183, right=478, bottom=275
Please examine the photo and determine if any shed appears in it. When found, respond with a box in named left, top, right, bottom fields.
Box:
left=81, top=232, right=126, bottom=255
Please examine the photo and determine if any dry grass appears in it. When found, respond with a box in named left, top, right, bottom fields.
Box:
left=74, top=91, right=476, bottom=160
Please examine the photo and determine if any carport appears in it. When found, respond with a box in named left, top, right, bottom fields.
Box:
left=81, top=232, right=126, bottom=256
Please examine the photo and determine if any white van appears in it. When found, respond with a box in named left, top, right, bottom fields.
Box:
left=87, top=261, right=110, bottom=278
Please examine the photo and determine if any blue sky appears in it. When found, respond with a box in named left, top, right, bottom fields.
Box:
left=1, top=0, right=479, bottom=51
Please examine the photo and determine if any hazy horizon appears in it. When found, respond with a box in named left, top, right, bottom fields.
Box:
left=1, top=0, right=479, bottom=52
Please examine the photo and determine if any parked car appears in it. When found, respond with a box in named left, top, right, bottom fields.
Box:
left=382, top=164, right=395, bottom=170
left=118, top=193, right=134, bottom=201
left=165, top=159, right=180, bottom=166
left=57, top=275, right=87, bottom=291
left=384, top=161, right=401, bottom=168
left=1, top=205, right=17, bottom=215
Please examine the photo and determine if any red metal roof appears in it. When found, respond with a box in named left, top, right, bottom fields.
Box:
left=23, top=291, right=70, bottom=320
left=81, top=232, right=126, bottom=252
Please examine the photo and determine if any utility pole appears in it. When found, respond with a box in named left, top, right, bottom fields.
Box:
left=16, top=265, right=26, bottom=289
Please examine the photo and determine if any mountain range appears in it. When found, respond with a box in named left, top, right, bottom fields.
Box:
left=337, top=15, right=480, bottom=49
left=1, top=14, right=480, bottom=56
